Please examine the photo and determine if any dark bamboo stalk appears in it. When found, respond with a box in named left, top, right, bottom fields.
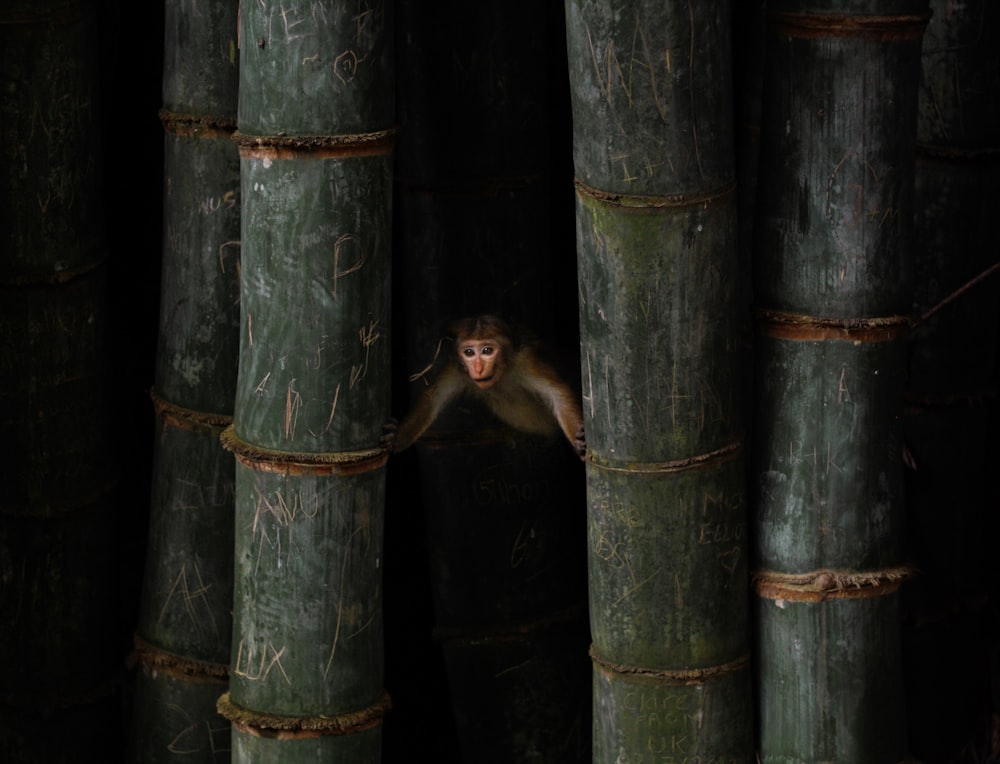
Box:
left=128, top=0, right=241, bottom=759
left=751, top=3, right=928, bottom=760
left=219, top=2, right=394, bottom=759
left=903, top=1, right=1000, bottom=758
left=0, top=0, right=119, bottom=759
left=565, top=1, right=752, bottom=759
left=388, top=3, right=589, bottom=760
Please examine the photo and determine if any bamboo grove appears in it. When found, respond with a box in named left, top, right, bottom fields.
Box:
left=0, top=0, right=996, bottom=762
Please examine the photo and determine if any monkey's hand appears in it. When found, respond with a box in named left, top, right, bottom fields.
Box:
left=379, top=418, right=399, bottom=452
left=573, top=424, right=586, bottom=461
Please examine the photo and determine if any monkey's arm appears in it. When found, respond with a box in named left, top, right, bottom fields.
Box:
left=520, top=350, right=586, bottom=460
left=391, top=366, right=466, bottom=453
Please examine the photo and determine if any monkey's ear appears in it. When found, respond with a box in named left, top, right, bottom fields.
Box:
left=445, top=316, right=473, bottom=340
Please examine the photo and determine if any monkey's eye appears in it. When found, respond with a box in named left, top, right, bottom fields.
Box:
left=481, top=346, right=494, bottom=355
left=463, top=347, right=476, bottom=356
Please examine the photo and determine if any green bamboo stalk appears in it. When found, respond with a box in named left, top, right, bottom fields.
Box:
left=565, top=1, right=752, bottom=760
left=751, top=3, right=928, bottom=761
left=219, top=2, right=394, bottom=759
left=128, top=0, right=241, bottom=759
left=389, top=3, right=589, bottom=759
left=903, top=1, right=1000, bottom=757
left=0, top=1, right=121, bottom=760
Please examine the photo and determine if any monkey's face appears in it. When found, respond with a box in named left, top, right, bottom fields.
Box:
left=458, top=339, right=501, bottom=389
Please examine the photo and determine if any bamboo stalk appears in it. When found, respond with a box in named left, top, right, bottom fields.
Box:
left=751, top=2, right=928, bottom=760
left=220, top=2, right=394, bottom=759
left=0, top=0, right=120, bottom=759
left=903, top=0, right=1000, bottom=758
left=565, top=1, right=753, bottom=759
left=127, top=0, right=241, bottom=758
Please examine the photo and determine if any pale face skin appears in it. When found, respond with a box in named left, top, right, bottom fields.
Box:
left=459, top=340, right=500, bottom=389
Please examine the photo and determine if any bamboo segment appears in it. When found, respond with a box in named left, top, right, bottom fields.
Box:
left=0, top=1, right=119, bottom=759
left=903, top=1, right=1000, bottom=758
left=751, top=3, right=927, bottom=761
left=223, top=2, right=393, bottom=758
left=565, top=1, right=752, bottom=760
left=128, top=0, right=241, bottom=759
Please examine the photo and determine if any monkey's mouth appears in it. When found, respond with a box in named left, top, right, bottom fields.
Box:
left=472, top=376, right=495, bottom=388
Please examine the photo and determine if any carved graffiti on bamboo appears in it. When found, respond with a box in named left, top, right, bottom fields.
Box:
left=163, top=702, right=231, bottom=757
left=582, top=346, right=726, bottom=441
left=582, top=5, right=703, bottom=181
left=826, top=152, right=903, bottom=284
left=251, top=485, right=319, bottom=573
left=218, top=239, right=241, bottom=277
left=198, top=190, right=238, bottom=216
left=591, top=499, right=658, bottom=606
left=158, top=561, right=222, bottom=642
left=616, top=689, right=750, bottom=761
left=350, top=319, right=381, bottom=388
left=696, top=490, right=745, bottom=575
left=324, top=518, right=375, bottom=678
left=332, top=233, right=366, bottom=298
left=234, top=639, right=292, bottom=684
left=249, top=0, right=385, bottom=82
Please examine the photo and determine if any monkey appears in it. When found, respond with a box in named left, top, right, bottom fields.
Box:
left=382, top=315, right=586, bottom=460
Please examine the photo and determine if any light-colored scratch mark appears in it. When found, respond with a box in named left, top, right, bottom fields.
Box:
left=584, top=351, right=595, bottom=418
left=247, top=312, right=253, bottom=348
left=325, top=525, right=369, bottom=678
left=218, top=240, right=240, bottom=274
left=157, top=562, right=216, bottom=638
left=165, top=704, right=199, bottom=755
left=323, top=383, right=341, bottom=433
left=604, top=356, right=614, bottom=433
left=408, top=336, right=446, bottom=383
left=611, top=570, right=658, bottom=608
left=686, top=0, right=704, bottom=179
left=495, top=659, right=531, bottom=679
left=284, top=378, right=302, bottom=439
left=350, top=320, right=381, bottom=388
left=633, top=14, right=666, bottom=122
left=332, top=234, right=365, bottom=297
left=255, top=370, right=271, bottom=395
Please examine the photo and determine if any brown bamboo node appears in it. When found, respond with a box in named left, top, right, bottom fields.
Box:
left=752, top=565, right=917, bottom=603
left=234, top=127, right=398, bottom=160
left=433, top=604, right=587, bottom=646
left=159, top=108, right=237, bottom=138
left=574, top=177, right=736, bottom=210
left=768, top=11, right=931, bottom=41
left=220, top=425, right=388, bottom=475
left=590, top=647, right=750, bottom=686
left=755, top=308, right=913, bottom=342
left=917, top=144, right=1000, bottom=161
left=0, top=1, right=80, bottom=25
left=132, top=633, right=229, bottom=682
left=218, top=690, right=392, bottom=736
left=589, top=438, right=743, bottom=475
left=150, top=387, right=232, bottom=432
left=904, top=388, right=996, bottom=412
left=0, top=254, right=106, bottom=288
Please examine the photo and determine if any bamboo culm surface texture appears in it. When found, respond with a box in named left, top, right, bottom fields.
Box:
left=751, top=3, right=929, bottom=761
left=565, top=1, right=753, bottom=760
left=219, top=2, right=394, bottom=761
left=128, top=0, right=242, bottom=759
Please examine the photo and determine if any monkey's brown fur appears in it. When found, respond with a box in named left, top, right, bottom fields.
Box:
left=386, top=315, right=586, bottom=460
